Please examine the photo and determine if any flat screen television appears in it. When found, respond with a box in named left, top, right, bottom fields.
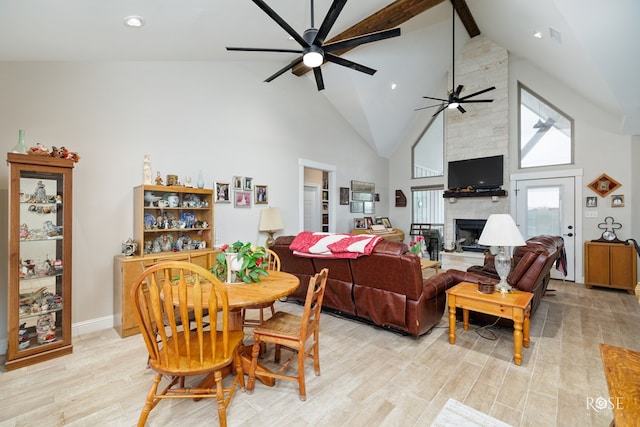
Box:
left=447, top=155, right=503, bottom=190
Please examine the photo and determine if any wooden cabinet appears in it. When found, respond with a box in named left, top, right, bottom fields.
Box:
left=6, top=153, right=74, bottom=370
left=134, top=185, right=214, bottom=256
left=584, top=241, right=637, bottom=293
left=113, top=250, right=217, bottom=337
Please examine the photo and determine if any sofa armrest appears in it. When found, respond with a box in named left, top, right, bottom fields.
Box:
left=421, top=269, right=497, bottom=299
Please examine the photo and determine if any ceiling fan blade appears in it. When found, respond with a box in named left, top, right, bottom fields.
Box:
left=323, top=28, right=401, bottom=52
left=313, top=67, right=325, bottom=91
left=422, top=95, right=449, bottom=102
left=414, top=103, right=444, bottom=112
left=325, top=53, right=376, bottom=75
left=457, top=105, right=466, bottom=113
left=226, top=47, right=303, bottom=54
left=314, top=0, right=348, bottom=45
left=432, top=104, right=448, bottom=117
left=264, top=56, right=304, bottom=82
left=251, top=0, right=308, bottom=47
left=454, top=85, right=464, bottom=98
left=458, top=99, right=494, bottom=103
left=458, top=86, right=496, bottom=100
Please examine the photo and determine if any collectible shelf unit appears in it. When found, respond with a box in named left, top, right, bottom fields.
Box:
left=6, top=153, right=74, bottom=370
left=113, top=184, right=217, bottom=338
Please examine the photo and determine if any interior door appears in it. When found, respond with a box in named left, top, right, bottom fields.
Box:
left=303, top=186, right=320, bottom=231
left=515, top=177, right=575, bottom=281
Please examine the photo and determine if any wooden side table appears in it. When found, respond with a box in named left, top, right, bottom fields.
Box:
left=600, top=343, right=640, bottom=426
left=420, top=259, right=439, bottom=273
left=446, top=282, right=534, bottom=365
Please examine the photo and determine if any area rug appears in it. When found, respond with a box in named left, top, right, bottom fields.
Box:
left=431, top=398, right=513, bottom=427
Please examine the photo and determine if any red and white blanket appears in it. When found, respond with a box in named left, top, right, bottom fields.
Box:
left=290, top=232, right=381, bottom=259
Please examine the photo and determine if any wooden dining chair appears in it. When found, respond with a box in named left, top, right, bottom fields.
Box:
left=130, top=261, right=245, bottom=427
left=241, top=249, right=281, bottom=328
left=246, top=268, right=328, bottom=401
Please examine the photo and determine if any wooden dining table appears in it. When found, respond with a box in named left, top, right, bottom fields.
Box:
left=168, top=270, right=300, bottom=387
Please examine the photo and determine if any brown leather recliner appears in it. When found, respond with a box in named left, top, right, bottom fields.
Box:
left=465, top=235, right=565, bottom=315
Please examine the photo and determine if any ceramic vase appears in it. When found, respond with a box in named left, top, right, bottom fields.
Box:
left=197, top=169, right=204, bottom=189
left=11, top=129, right=27, bottom=154
left=225, top=252, right=243, bottom=283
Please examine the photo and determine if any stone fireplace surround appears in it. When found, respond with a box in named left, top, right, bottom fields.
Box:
left=443, top=35, right=510, bottom=250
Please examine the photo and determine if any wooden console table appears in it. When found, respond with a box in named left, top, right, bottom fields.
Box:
left=350, top=227, right=404, bottom=243
left=600, top=343, right=640, bottom=426
left=446, top=282, right=533, bottom=365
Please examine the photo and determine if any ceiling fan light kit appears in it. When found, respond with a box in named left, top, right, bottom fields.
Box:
left=417, top=2, right=495, bottom=117
left=227, top=0, right=400, bottom=91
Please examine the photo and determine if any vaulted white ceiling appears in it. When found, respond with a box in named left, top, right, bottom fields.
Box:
left=1, top=0, right=638, bottom=157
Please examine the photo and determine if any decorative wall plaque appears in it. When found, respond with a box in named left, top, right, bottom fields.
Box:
left=587, top=173, right=621, bottom=197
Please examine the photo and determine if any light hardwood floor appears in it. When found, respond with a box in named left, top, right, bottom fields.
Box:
left=1, top=279, right=639, bottom=426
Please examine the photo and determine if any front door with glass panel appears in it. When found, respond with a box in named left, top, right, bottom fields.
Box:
left=515, top=177, right=575, bottom=281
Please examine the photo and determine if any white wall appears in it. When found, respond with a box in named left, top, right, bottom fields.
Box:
left=0, top=61, right=389, bottom=348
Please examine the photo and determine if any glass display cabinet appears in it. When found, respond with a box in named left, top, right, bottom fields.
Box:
left=6, top=153, right=74, bottom=370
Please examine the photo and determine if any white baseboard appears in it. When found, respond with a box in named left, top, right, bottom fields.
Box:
left=1, top=315, right=115, bottom=356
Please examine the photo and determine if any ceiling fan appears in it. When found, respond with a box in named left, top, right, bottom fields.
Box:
left=226, top=0, right=401, bottom=91
left=416, top=2, right=495, bottom=117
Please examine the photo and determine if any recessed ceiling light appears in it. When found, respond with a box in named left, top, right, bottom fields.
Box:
left=391, top=82, right=397, bottom=90
left=124, top=16, right=144, bottom=28
left=533, top=31, right=543, bottom=39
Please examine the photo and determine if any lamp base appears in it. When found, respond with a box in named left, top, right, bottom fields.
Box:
left=495, top=279, right=513, bottom=294
left=494, top=246, right=513, bottom=294
left=265, top=231, right=275, bottom=247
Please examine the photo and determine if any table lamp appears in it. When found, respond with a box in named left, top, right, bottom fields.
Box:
left=477, top=214, right=526, bottom=294
left=259, top=207, right=284, bottom=247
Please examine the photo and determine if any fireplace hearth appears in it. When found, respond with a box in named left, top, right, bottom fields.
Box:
left=455, top=219, right=488, bottom=252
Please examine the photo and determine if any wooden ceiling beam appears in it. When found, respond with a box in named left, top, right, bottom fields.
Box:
left=451, top=0, right=480, bottom=38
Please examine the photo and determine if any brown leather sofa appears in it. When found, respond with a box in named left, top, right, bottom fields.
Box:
left=271, top=235, right=456, bottom=336
left=272, top=234, right=564, bottom=334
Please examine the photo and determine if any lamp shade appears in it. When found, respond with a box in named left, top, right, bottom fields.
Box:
left=259, top=207, right=284, bottom=232
left=477, top=214, right=526, bottom=247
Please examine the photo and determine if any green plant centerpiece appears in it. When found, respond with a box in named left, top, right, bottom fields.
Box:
left=212, top=240, right=268, bottom=283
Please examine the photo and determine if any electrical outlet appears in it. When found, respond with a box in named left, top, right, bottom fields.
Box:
left=585, top=211, right=598, bottom=218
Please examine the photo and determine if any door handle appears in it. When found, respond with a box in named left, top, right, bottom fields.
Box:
left=563, top=233, right=573, bottom=237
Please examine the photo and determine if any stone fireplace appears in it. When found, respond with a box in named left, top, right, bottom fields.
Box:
left=455, top=219, right=487, bottom=252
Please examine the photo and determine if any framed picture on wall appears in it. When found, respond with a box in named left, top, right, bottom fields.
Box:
left=585, top=196, right=597, bottom=208
left=363, top=201, right=374, bottom=214
left=350, top=201, right=364, bottom=213
left=243, top=177, right=253, bottom=191
left=340, top=187, right=349, bottom=205
left=215, top=182, right=230, bottom=203
left=611, top=194, right=624, bottom=207
left=232, top=176, right=243, bottom=190
left=234, top=191, right=252, bottom=208
left=255, top=185, right=268, bottom=204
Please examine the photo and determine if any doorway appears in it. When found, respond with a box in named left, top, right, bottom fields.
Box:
left=303, top=185, right=320, bottom=231
left=512, top=173, right=582, bottom=282
left=298, top=159, right=336, bottom=233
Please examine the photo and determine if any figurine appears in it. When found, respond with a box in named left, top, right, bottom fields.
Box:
left=20, top=223, right=30, bottom=239
left=155, top=171, right=163, bottom=186
left=34, top=180, right=47, bottom=201
left=143, top=154, right=153, bottom=185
